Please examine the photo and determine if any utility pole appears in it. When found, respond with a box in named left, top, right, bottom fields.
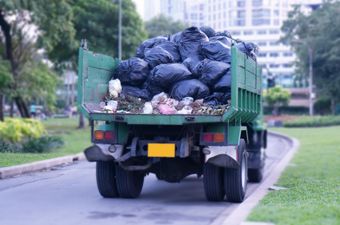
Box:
left=308, top=47, right=314, bottom=116
left=118, top=0, right=122, bottom=60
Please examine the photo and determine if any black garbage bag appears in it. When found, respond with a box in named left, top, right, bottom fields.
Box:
left=150, top=63, right=193, bottom=89
left=209, top=36, right=231, bottom=46
left=182, top=55, right=203, bottom=75
left=170, top=79, right=210, bottom=100
left=169, top=31, right=182, bottom=44
left=200, top=41, right=231, bottom=63
left=136, top=36, right=168, bottom=58
left=196, top=59, right=230, bottom=86
left=200, top=26, right=216, bottom=38
left=215, top=30, right=232, bottom=38
left=214, top=70, right=232, bottom=92
left=144, top=46, right=174, bottom=69
left=178, top=27, right=208, bottom=60
left=115, top=57, right=149, bottom=86
left=122, top=85, right=151, bottom=100
left=144, top=80, right=164, bottom=97
left=204, top=92, right=231, bottom=106
left=154, top=41, right=181, bottom=62
left=236, top=42, right=259, bottom=60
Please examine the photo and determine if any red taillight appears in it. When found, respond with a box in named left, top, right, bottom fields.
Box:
left=202, top=133, right=214, bottom=142
left=104, top=131, right=115, bottom=140
left=94, top=130, right=115, bottom=142
left=202, top=133, right=225, bottom=143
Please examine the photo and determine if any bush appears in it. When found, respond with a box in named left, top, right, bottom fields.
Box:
left=22, top=136, right=64, bottom=153
left=0, top=118, right=46, bottom=142
left=284, top=116, right=340, bottom=127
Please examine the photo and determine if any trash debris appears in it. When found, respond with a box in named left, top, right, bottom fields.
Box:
left=268, top=186, right=288, bottom=191
left=209, top=36, right=231, bottom=46
left=154, top=41, right=181, bottom=62
left=214, top=70, right=231, bottom=92
left=109, top=79, right=122, bottom=98
left=143, top=102, right=153, bottom=114
left=200, top=26, right=216, bottom=38
left=121, top=85, right=150, bottom=100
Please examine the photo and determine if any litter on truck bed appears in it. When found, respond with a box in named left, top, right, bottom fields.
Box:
left=101, top=26, right=258, bottom=116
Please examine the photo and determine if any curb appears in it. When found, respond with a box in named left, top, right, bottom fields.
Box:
left=0, top=153, right=86, bottom=179
left=211, top=131, right=300, bottom=225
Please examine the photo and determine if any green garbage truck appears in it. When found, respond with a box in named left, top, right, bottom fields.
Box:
left=78, top=43, right=267, bottom=203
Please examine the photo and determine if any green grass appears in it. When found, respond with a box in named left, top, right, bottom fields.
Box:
left=248, top=126, right=340, bottom=225
left=0, top=117, right=91, bottom=167
left=284, top=115, right=340, bottom=127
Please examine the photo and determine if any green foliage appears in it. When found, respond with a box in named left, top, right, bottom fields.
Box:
left=22, top=136, right=64, bottom=153
left=249, top=126, right=340, bottom=225
left=0, top=118, right=46, bottom=142
left=284, top=115, right=340, bottom=127
left=282, top=2, right=340, bottom=113
left=145, top=15, right=187, bottom=38
left=71, top=0, right=147, bottom=59
left=264, top=86, right=291, bottom=107
left=18, top=62, right=59, bottom=111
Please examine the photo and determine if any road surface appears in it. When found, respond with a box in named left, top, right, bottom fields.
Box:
left=0, top=134, right=291, bottom=225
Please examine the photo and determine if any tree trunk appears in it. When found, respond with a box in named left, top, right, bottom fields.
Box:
left=10, top=99, right=14, bottom=117
left=14, top=96, right=30, bottom=118
left=331, top=98, right=336, bottom=115
left=78, top=114, right=85, bottom=129
left=0, top=94, right=4, bottom=121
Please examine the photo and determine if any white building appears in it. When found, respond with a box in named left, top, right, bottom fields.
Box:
left=185, top=0, right=323, bottom=88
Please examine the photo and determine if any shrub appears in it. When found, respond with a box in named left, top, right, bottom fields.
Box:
left=0, top=118, right=46, bottom=142
left=22, top=136, right=64, bottom=153
left=284, top=116, right=340, bottom=127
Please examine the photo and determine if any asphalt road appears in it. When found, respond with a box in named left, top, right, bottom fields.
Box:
left=0, top=134, right=291, bottom=225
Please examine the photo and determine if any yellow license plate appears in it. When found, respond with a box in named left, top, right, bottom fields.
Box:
left=148, top=143, right=175, bottom=158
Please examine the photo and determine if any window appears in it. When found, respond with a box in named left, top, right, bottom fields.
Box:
left=237, top=0, right=246, bottom=7
left=257, top=42, right=266, bottom=46
left=283, top=63, right=293, bottom=68
left=269, top=41, right=278, bottom=46
left=269, top=52, right=279, bottom=57
left=244, top=30, right=253, bottom=35
left=257, top=30, right=267, bottom=35
left=231, top=31, right=241, bottom=35
left=283, top=52, right=293, bottom=57
left=269, top=64, right=279, bottom=68
left=269, top=30, right=279, bottom=34
left=252, top=0, right=262, bottom=7
left=258, top=52, right=267, bottom=57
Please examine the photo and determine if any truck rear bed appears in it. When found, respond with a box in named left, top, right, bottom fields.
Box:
left=78, top=45, right=261, bottom=125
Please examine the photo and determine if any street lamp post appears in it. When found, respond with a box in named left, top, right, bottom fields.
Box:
left=308, top=47, right=314, bottom=116
left=118, top=0, right=122, bottom=60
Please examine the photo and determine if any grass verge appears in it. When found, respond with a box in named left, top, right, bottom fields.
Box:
left=284, top=115, right=340, bottom=127
left=248, top=126, right=340, bottom=225
left=0, top=117, right=90, bottom=167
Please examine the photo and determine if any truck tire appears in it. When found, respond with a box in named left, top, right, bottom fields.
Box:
left=115, top=164, right=144, bottom=198
left=224, top=139, right=248, bottom=203
left=203, top=163, right=225, bottom=201
left=96, top=161, right=119, bottom=198
left=248, top=168, right=263, bottom=183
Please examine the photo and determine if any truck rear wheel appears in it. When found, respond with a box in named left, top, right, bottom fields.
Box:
left=248, top=168, right=263, bottom=182
left=203, top=163, right=225, bottom=201
left=224, top=139, right=247, bottom=203
left=115, top=165, right=144, bottom=198
left=96, top=161, right=119, bottom=198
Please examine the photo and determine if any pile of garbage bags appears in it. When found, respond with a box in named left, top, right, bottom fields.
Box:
left=103, top=26, right=258, bottom=115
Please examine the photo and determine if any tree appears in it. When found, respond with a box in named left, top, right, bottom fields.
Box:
left=264, top=87, right=291, bottom=116
left=71, top=0, right=147, bottom=59
left=281, top=2, right=340, bottom=114
left=145, top=15, right=187, bottom=38
left=0, top=0, right=76, bottom=117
